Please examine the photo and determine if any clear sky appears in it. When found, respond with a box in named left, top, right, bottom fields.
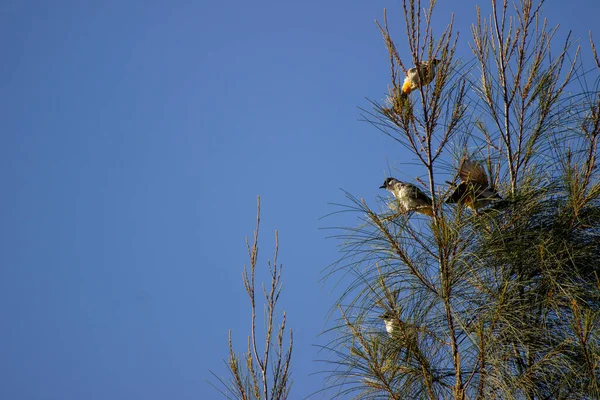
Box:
left=1, top=1, right=598, bottom=399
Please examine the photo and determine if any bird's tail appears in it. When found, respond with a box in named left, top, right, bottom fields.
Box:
left=397, top=91, right=409, bottom=107
left=382, top=89, right=411, bottom=121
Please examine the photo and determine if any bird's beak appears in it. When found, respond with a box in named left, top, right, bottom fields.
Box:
left=379, top=185, right=386, bottom=189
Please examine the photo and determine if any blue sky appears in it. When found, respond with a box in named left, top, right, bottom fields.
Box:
left=1, top=1, right=597, bottom=399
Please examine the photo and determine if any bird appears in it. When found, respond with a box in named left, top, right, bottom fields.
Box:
left=382, top=59, right=441, bottom=119
left=379, top=310, right=402, bottom=338
left=380, top=177, right=434, bottom=217
left=401, top=59, right=442, bottom=97
left=445, top=158, right=501, bottom=210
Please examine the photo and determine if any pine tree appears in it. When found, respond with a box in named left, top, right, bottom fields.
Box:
left=324, top=0, right=600, bottom=398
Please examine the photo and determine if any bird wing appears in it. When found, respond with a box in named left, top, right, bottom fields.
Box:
left=407, top=60, right=435, bottom=74
left=446, top=182, right=468, bottom=203
left=407, top=183, right=432, bottom=204
left=458, top=158, right=489, bottom=186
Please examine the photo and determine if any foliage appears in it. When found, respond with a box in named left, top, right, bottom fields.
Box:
left=323, top=0, right=600, bottom=398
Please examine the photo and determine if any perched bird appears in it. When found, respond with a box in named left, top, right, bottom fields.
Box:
left=380, top=177, right=434, bottom=217
left=401, top=59, right=441, bottom=97
left=382, top=59, right=441, bottom=118
left=379, top=311, right=402, bottom=338
left=446, top=158, right=501, bottom=210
